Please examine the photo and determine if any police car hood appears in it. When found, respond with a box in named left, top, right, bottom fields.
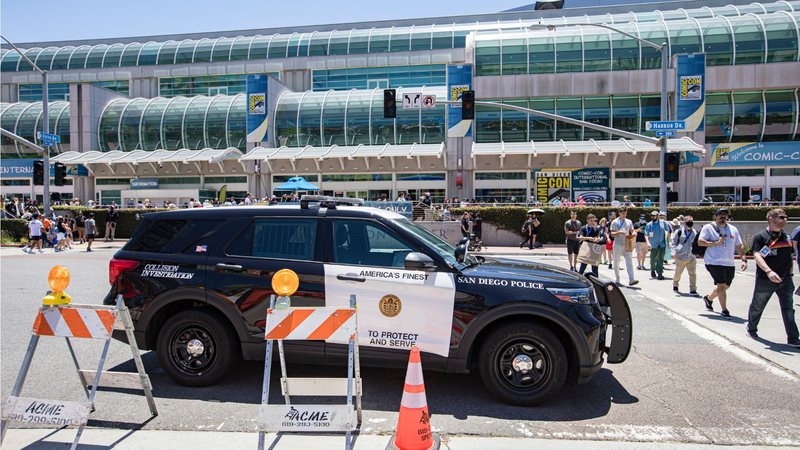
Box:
left=464, top=256, right=591, bottom=289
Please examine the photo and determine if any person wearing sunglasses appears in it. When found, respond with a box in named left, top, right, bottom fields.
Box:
left=746, top=209, right=800, bottom=347
left=698, top=208, right=746, bottom=318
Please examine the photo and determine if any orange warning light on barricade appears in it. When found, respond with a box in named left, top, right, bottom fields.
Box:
left=272, top=268, right=299, bottom=297
left=43, top=265, right=72, bottom=306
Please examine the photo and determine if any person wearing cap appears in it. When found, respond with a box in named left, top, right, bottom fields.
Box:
left=699, top=208, right=746, bottom=318
left=746, top=209, right=799, bottom=347
left=670, top=215, right=698, bottom=295
left=645, top=210, right=670, bottom=279
left=633, top=213, right=649, bottom=271
left=610, top=207, right=639, bottom=286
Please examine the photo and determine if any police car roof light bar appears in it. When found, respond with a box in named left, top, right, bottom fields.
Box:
left=300, top=195, right=364, bottom=210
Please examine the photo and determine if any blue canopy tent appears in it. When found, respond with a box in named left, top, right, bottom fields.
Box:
left=274, top=176, right=320, bottom=192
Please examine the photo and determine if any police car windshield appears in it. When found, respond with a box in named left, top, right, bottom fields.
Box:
left=392, top=218, right=478, bottom=267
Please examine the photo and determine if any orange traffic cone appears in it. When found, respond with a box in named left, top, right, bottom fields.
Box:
left=386, top=346, right=440, bottom=450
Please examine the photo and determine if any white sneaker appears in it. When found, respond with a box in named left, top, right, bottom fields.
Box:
left=38, top=249, right=44, bottom=253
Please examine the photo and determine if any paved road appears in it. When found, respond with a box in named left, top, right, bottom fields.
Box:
left=1, top=243, right=799, bottom=448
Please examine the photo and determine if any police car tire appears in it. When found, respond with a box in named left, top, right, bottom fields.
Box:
left=478, top=322, right=567, bottom=406
left=157, top=309, right=240, bottom=387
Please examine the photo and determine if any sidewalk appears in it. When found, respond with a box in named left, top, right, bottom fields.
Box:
left=481, top=245, right=800, bottom=378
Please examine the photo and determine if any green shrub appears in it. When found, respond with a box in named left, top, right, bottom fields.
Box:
left=451, top=206, right=800, bottom=244
left=52, top=206, right=169, bottom=239
left=0, top=219, right=28, bottom=241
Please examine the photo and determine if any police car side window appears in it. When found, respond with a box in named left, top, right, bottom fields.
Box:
left=333, top=220, right=412, bottom=268
left=230, top=219, right=317, bottom=261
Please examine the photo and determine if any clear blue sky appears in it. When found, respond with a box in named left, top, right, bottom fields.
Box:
left=2, top=0, right=527, bottom=44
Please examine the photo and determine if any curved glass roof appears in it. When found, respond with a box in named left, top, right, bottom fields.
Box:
left=474, top=10, right=800, bottom=75
left=0, top=101, right=70, bottom=157
left=2, top=1, right=796, bottom=72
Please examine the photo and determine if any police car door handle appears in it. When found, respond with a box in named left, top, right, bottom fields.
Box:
left=216, top=263, right=243, bottom=273
left=337, top=273, right=366, bottom=282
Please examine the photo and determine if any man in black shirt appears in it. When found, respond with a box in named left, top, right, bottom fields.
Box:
left=460, top=212, right=471, bottom=238
left=472, top=212, right=483, bottom=242
left=746, top=208, right=799, bottom=347
left=633, top=214, right=649, bottom=271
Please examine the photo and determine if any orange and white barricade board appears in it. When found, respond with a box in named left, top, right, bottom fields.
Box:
left=0, top=295, right=157, bottom=450
left=258, top=294, right=362, bottom=450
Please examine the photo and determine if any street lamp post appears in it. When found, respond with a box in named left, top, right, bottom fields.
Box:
left=532, top=23, right=670, bottom=213
left=2, top=36, right=51, bottom=215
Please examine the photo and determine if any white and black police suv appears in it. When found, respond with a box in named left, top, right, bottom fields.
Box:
left=105, top=196, right=631, bottom=405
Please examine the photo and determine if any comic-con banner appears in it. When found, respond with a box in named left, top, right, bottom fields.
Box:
left=676, top=53, right=705, bottom=132
left=711, top=142, right=800, bottom=166
left=447, top=64, right=473, bottom=137
left=534, top=168, right=609, bottom=203
left=246, top=74, right=269, bottom=144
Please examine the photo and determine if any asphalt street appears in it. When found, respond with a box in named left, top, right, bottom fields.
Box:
left=1, top=243, right=799, bottom=448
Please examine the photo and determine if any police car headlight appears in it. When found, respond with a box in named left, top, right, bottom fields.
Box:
left=546, top=287, right=596, bottom=304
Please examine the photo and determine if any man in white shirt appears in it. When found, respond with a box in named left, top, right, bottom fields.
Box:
left=23, top=213, right=44, bottom=254
left=610, top=207, right=639, bottom=286
left=698, top=208, right=747, bottom=318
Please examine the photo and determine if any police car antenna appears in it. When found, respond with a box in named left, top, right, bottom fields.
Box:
left=300, top=195, right=365, bottom=209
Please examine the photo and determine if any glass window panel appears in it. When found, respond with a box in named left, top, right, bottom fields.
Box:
left=211, top=38, right=234, bottom=62
left=229, top=37, right=250, bottom=61
left=308, top=32, right=330, bottom=56
left=667, top=21, right=702, bottom=56
left=612, top=96, right=639, bottom=134
left=34, top=47, right=58, bottom=70
left=733, top=16, right=766, bottom=65
left=286, top=33, right=302, bottom=58
left=16, top=104, right=42, bottom=153
left=475, top=172, right=526, bottom=180
left=475, top=39, right=501, bottom=76
left=528, top=32, right=555, bottom=73
left=138, top=42, right=160, bottom=66
left=323, top=92, right=347, bottom=145
left=99, top=100, right=125, bottom=151
left=349, top=29, right=370, bottom=54
left=369, top=30, right=390, bottom=53
left=328, top=31, right=350, bottom=56
left=162, top=97, right=191, bottom=149
left=732, top=91, right=763, bottom=142
left=765, top=15, right=798, bottom=63
left=639, top=94, right=661, bottom=138
left=556, top=97, right=582, bottom=140
left=420, top=92, right=445, bottom=144
left=275, top=93, right=301, bottom=147
left=611, top=23, right=639, bottom=70
left=638, top=23, right=667, bottom=69
left=249, top=35, right=270, bottom=59
left=502, top=38, right=527, bottom=75
left=17, top=48, right=41, bottom=72
left=84, top=45, right=108, bottom=69
left=298, top=94, right=323, bottom=147
left=119, top=43, right=143, bottom=67
left=193, top=39, right=214, bottom=63
left=396, top=92, right=419, bottom=144
left=267, top=35, right=290, bottom=59
left=119, top=98, right=148, bottom=150
left=250, top=219, right=317, bottom=261
left=141, top=98, right=169, bottom=150
left=529, top=97, right=555, bottom=141
left=432, top=27, right=453, bottom=50
left=390, top=28, right=411, bottom=53
left=475, top=100, right=501, bottom=143
left=227, top=97, right=246, bottom=150
left=763, top=90, right=797, bottom=141
left=555, top=31, right=582, bottom=73
left=50, top=47, right=74, bottom=70
left=68, top=46, right=91, bottom=69
left=410, top=28, right=432, bottom=51
left=174, top=40, right=196, bottom=64
left=1, top=51, right=21, bottom=72
left=184, top=97, right=210, bottom=149
left=345, top=91, right=371, bottom=145
left=582, top=28, right=611, bottom=72
left=332, top=220, right=411, bottom=267
left=205, top=96, right=233, bottom=148
left=156, top=41, right=180, bottom=65
left=584, top=96, right=610, bottom=140
left=55, top=104, right=71, bottom=151
left=370, top=90, right=393, bottom=144
left=474, top=188, right=526, bottom=203
left=705, top=92, right=733, bottom=144
left=703, top=18, right=734, bottom=66
left=454, top=30, right=469, bottom=48
left=502, top=100, right=527, bottom=142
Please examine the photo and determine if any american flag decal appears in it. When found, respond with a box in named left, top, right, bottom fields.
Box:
left=195, top=245, right=207, bottom=252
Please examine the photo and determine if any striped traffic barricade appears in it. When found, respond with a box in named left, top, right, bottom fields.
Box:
left=0, top=295, right=158, bottom=450
left=258, top=294, right=362, bottom=450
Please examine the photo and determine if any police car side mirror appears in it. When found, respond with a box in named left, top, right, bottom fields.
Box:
left=404, top=252, right=437, bottom=271
left=457, top=237, right=469, bottom=247
left=454, top=244, right=467, bottom=262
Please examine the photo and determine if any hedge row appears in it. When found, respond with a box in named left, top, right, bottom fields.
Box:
left=0, top=219, right=28, bottom=240
left=1, top=207, right=169, bottom=241
left=450, top=206, right=800, bottom=244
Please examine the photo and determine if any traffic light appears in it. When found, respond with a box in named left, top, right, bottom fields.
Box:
left=663, top=152, right=680, bottom=183
left=461, top=90, right=475, bottom=120
left=33, top=160, right=44, bottom=186
left=54, top=162, right=67, bottom=186
left=383, top=89, right=396, bottom=119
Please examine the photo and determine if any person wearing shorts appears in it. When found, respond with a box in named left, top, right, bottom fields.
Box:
left=699, top=208, right=746, bottom=318
left=564, top=211, right=582, bottom=271
left=85, top=213, right=97, bottom=252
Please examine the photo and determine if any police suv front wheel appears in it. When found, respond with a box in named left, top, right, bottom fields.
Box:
left=157, top=310, right=240, bottom=386
left=478, top=322, right=567, bottom=406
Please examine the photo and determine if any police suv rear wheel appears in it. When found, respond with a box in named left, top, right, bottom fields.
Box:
left=157, top=310, right=240, bottom=386
left=478, top=322, right=567, bottom=406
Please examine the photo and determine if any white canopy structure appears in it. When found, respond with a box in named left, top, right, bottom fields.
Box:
left=240, top=143, right=445, bottom=171
left=50, top=148, right=243, bottom=175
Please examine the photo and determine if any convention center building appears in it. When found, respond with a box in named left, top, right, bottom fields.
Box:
left=1, top=0, right=798, bottom=206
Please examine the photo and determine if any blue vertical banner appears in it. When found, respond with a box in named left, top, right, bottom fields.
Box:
left=447, top=64, right=473, bottom=137
left=246, top=74, right=269, bottom=144
left=675, top=53, right=705, bottom=132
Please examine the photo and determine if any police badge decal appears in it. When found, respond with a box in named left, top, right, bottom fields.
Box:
left=379, top=294, right=402, bottom=317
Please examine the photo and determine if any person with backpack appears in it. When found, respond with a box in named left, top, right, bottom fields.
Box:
left=699, top=208, right=747, bottom=318
left=670, top=215, right=699, bottom=295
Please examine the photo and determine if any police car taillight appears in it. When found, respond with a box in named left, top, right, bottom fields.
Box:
left=546, top=287, right=596, bottom=304
left=109, top=258, right=139, bottom=285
